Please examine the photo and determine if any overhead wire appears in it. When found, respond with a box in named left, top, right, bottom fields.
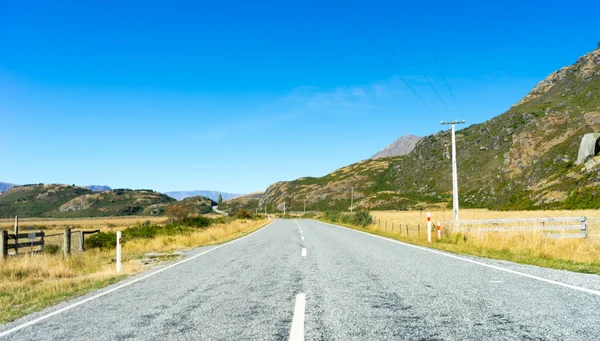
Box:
left=375, top=0, right=451, bottom=112
left=409, top=0, right=462, bottom=116
left=338, top=0, right=435, bottom=114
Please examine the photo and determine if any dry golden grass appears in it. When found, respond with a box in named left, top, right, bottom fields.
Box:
left=0, top=216, right=167, bottom=233
left=363, top=209, right=600, bottom=273
left=0, top=218, right=269, bottom=324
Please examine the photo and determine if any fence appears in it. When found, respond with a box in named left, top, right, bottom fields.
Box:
left=456, top=217, right=588, bottom=239
left=371, top=216, right=427, bottom=238
left=1, top=216, right=100, bottom=260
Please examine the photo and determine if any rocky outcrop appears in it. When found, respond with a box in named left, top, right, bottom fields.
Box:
left=371, top=134, right=422, bottom=159
left=576, top=133, right=600, bottom=165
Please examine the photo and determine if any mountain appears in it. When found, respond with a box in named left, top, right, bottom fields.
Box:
left=371, top=134, right=422, bottom=159
left=0, top=182, right=16, bottom=193
left=259, top=45, right=600, bottom=211
left=164, top=190, right=242, bottom=202
left=84, top=185, right=111, bottom=192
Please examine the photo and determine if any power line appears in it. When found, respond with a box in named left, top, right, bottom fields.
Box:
left=338, top=0, right=435, bottom=114
left=375, top=0, right=450, bottom=112
left=409, top=1, right=462, bottom=116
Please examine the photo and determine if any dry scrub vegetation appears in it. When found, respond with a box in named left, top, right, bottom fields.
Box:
left=0, top=217, right=268, bottom=324
left=359, top=209, right=600, bottom=274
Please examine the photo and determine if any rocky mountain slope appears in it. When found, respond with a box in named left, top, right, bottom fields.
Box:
left=260, top=45, right=600, bottom=211
left=217, top=192, right=263, bottom=214
left=371, top=134, right=422, bottom=159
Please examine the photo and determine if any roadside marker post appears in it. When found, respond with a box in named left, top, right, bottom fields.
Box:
left=427, top=212, right=432, bottom=243
left=116, top=231, right=122, bottom=273
left=437, top=221, right=441, bottom=239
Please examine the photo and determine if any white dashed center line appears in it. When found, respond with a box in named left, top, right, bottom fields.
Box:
left=289, top=293, right=306, bottom=341
left=301, top=248, right=307, bottom=257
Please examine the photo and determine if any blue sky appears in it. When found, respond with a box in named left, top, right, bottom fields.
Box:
left=1, top=0, right=599, bottom=193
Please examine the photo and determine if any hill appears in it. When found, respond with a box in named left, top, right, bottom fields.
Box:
left=178, top=195, right=216, bottom=215
left=218, top=192, right=263, bottom=214
left=0, top=185, right=178, bottom=218
left=0, top=184, right=93, bottom=218
left=164, top=190, right=242, bottom=202
left=260, top=45, right=600, bottom=211
left=55, top=189, right=175, bottom=217
left=371, top=134, right=422, bottom=159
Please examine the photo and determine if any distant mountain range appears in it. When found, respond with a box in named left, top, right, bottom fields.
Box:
left=371, top=134, right=422, bottom=159
left=0, top=182, right=16, bottom=193
left=164, top=190, right=242, bottom=202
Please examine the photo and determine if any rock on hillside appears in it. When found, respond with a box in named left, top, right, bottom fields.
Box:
left=0, top=184, right=93, bottom=218
left=259, top=45, right=600, bottom=211
left=371, top=134, right=422, bottom=159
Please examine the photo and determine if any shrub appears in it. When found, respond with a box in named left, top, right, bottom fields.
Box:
left=84, top=232, right=117, bottom=249
left=352, top=211, right=373, bottom=227
left=43, top=244, right=60, bottom=255
left=235, top=209, right=253, bottom=219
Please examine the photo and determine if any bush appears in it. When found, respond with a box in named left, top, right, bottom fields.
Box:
left=324, top=211, right=340, bottom=222
left=235, top=209, right=253, bottom=219
left=43, top=244, right=60, bottom=255
left=84, top=232, right=117, bottom=249
left=352, top=211, right=373, bottom=227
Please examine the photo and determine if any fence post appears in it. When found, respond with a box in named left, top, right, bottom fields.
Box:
left=391, top=223, right=394, bottom=232
left=437, top=221, right=441, bottom=239
left=584, top=217, right=588, bottom=239
left=14, top=216, right=18, bottom=255
left=0, top=230, right=7, bottom=261
left=418, top=224, right=420, bottom=237
left=40, top=231, right=45, bottom=252
left=78, top=231, right=84, bottom=252
left=116, top=231, right=122, bottom=273
left=64, top=227, right=71, bottom=258
left=427, top=213, right=432, bottom=242
left=406, top=224, right=409, bottom=236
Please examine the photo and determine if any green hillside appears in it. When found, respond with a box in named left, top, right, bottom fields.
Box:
left=178, top=195, right=216, bottom=215
left=0, top=184, right=93, bottom=218
left=260, top=46, right=600, bottom=211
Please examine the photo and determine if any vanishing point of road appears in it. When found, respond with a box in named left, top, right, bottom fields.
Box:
left=2, top=219, right=600, bottom=340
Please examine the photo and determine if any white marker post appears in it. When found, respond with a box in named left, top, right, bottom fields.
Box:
left=116, top=231, right=122, bottom=273
left=427, top=212, right=432, bottom=243
left=437, top=221, right=441, bottom=239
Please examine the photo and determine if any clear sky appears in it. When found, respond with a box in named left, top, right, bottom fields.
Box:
left=1, top=0, right=599, bottom=193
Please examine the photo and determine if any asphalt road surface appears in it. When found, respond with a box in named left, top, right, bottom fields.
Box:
left=2, top=219, right=600, bottom=340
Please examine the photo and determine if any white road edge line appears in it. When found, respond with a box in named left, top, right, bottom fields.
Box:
left=301, top=248, right=307, bottom=257
left=320, top=221, right=600, bottom=297
left=289, top=293, right=306, bottom=341
left=0, top=220, right=277, bottom=338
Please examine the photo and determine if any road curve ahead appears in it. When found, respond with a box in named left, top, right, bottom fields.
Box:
left=2, top=219, right=600, bottom=340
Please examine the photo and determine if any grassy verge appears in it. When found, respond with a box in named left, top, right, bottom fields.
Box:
left=0, top=218, right=269, bottom=324
left=319, top=216, right=600, bottom=275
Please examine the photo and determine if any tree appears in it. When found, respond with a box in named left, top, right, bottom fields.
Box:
left=218, top=194, right=223, bottom=205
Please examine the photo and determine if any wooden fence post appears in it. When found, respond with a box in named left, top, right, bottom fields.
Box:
left=418, top=224, right=420, bottom=237
left=14, top=216, right=18, bottom=255
left=78, top=231, right=84, bottom=252
left=406, top=224, right=409, bottom=236
left=0, top=230, right=7, bottom=261
left=64, top=228, right=71, bottom=257
left=40, top=231, right=45, bottom=252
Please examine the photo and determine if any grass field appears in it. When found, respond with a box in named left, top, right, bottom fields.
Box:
left=356, top=209, right=600, bottom=274
left=0, top=216, right=168, bottom=232
left=0, top=217, right=269, bottom=324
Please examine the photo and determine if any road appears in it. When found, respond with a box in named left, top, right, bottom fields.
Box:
left=2, top=219, right=600, bottom=340
left=212, top=206, right=228, bottom=215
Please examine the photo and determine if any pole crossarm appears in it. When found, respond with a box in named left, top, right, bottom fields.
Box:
left=440, top=120, right=465, bottom=125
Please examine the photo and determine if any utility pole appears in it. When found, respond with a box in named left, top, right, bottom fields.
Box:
left=441, top=120, right=466, bottom=223
left=350, top=187, right=354, bottom=213
left=283, top=202, right=286, bottom=215
left=304, top=199, right=306, bottom=214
